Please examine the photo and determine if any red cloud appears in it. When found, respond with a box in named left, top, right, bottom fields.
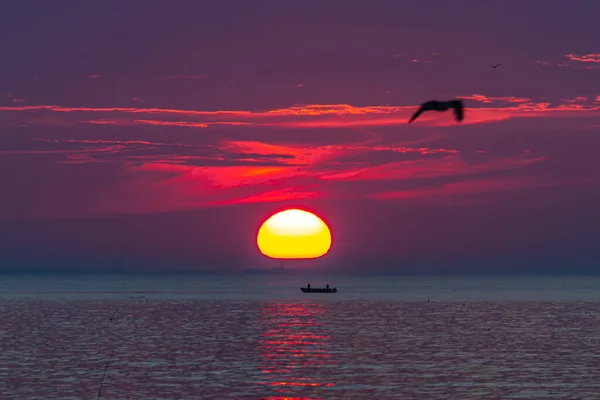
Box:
left=126, top=162, right=303, bottom=190
left=218, top=140, right=339, bottom=165
left=217, top=187, right=319, bottom=205
left=105, top=140, right=547, bottom=212
left=561, top=96, right=587, bottom=103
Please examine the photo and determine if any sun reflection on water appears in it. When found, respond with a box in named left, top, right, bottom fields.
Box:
left=258, top=301, right=335, bottom=399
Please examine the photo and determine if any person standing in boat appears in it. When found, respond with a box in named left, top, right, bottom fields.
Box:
left=307, top=283, right=311, bottom=289
left=326, top=284, right=330, bottom=290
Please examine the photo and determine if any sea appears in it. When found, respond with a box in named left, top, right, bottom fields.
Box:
left=1, top=273, right=600, bottom=399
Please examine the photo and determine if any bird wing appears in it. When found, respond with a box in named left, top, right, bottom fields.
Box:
left=408, top=107, right=425, bottom=123
left=494, top=63, right=502, bottom=68
left=452, top=100, right=464, bottom=122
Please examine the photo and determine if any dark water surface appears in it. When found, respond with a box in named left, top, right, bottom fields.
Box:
left=1, top=276, right=600, bottom=399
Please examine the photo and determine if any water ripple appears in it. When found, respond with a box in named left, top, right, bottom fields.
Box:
left=1, top=300, right=599, bottom=399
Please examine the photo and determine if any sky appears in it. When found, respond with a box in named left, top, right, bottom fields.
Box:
left=1, top=0, right=600, bottom=274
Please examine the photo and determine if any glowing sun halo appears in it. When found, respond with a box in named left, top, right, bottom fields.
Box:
left=257, top=209, right=332, bottom=259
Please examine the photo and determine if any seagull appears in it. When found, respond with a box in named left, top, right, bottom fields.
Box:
left=408, top=99, right=465, bottom=123
left=489, top=63, right=502, bottom=69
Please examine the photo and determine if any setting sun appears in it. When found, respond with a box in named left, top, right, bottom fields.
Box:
left=257, top=209, right=332, bottom=259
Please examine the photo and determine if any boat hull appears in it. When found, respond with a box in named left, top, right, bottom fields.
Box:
left=300, top=287, right=337, bottom=293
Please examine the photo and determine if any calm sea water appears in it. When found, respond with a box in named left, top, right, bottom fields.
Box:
left=1, top=275, right=600, bottom=399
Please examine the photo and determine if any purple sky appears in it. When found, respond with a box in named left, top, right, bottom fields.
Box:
left=1, top=1, right=600, bottom=273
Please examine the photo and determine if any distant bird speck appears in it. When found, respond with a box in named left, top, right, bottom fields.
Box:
left=489, top=63, right=502, bottom=69
left=408, top=99, right=465, bottom=123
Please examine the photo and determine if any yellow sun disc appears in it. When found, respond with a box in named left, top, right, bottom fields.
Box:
left=257, top=209, right=332, bottom=259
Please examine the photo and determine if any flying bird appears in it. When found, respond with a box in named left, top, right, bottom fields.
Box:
left=489, top=63, right=502, bottom=69
left=408, top=99, right=465, bottom=123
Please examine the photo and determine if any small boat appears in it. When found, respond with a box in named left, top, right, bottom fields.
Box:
left=300, top=286, right=338, bottom=293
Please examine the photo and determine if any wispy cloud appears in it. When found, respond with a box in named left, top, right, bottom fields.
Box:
left=459, top=94, right=531, bottom=104
left=565, top=53, right=600, bottom=63
left=164, top=74, right=209, bottom=80
left=0, top=127, right=544, bottom=204
left=133, top=119, right=209, bottom=128
left=4, top=94, right=25, bottom=104
left=542, top=53, right=600, bottom=70
left=1, top=94, right=599, bottom=218
left=371, top=176, right=574, bottom=203
left=562, top=96, right=588, bottom=103
left=2, top=98, right=600, bottom=131
left=103, top=148, right=550, bottom=213
left=218, top=187, right=319, bottom=205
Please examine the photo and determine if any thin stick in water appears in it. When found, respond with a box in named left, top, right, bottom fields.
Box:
left=96, top=360, right=110, bottom=400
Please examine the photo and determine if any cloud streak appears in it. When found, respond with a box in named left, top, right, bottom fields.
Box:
left=1, top=93, right=600, bottom=219
left=164, top=74, right=209, bottom=80
left=2, top=97, right=600, bottom=131
left=565, top=53, right=600, bottom=63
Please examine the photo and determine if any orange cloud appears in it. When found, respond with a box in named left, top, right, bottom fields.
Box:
left=80, top=119, right=132, bottom=125
left=459, top=94, right=531, bottom=104
left=565, top=53, right=600, bottom=63
left=2, top=100, right=600, bottom=129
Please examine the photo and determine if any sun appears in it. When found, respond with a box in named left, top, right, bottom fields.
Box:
left=257, top=208, right=332, bottom=259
